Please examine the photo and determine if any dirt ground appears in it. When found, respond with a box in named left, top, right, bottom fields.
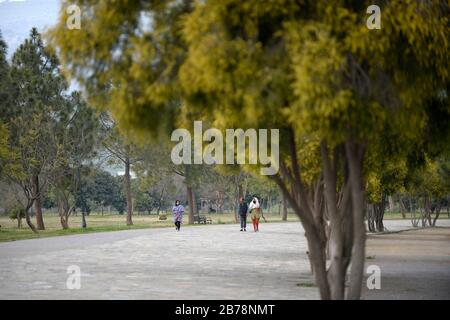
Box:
left=362, top=227, right=450, bottom=299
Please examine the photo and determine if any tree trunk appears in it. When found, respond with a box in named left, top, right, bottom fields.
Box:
left=273, top=133, right=368, bottom=300
left=432, top=205, right=441, bottom=227
left=282, top=194, right=288, bottom=221
left=81, top=210, right=87, bottom=228
left=24, top=199, right=38, bottom=233
left=125, top=157, right=133, bottom=226
left=60, top=215, right=69, bottom=229
left=410, top=197, right=420, bottom=227
left=345, top=141, right=366, bottom=300
left=275, top=174, right=331, bottom=299
left=388, top=195, right=395, bottom=212
left=56, top=186, right=73, bottom=230
left=399, top=196, right=407, bottom=218
left=17, top=212, right=22, bottom=228
left=367, top=196, right=386, bottom=233
left=305, top=226, right=331, bottom=300
left=186, top=185, right=195, bottom=224
left=236, top=183, right=243, bottom=223
left=32, top=175, right=45, bottom=230
left=376, top=195, right=386, bottom=232
left=425, top=196, right=432, bottom=227
left=156, top=187, right=165, bottom=215
left=320, top=142, right=350, bottom=300
left=367, top=204, right=375, bottom=232
left=58, top=199, right=69, bottom=230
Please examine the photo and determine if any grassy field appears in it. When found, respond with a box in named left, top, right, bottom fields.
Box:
left=0, top=210, right=447, bottom=243
left=0, top=211, right=300, bottom=242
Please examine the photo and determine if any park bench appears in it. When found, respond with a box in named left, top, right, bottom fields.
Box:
left=193, top=213, right=212, bottom=224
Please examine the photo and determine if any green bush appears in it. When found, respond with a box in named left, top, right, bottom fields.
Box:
left=8, top=206, right=26, bottom=220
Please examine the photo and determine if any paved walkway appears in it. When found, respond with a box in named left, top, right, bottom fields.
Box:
left=0, top=220, right=449, bottom=299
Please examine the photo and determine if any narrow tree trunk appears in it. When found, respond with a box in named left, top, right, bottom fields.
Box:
left=410, top=197, right=419, bottom=227
left=81, top=210, right=87, bottom=228
left=321, top=142, right=348, bottom=300
left=275, top=174, right=331, bottom=299
left=345, top=141, right=366, bottom=300
left=432, top=206, right=441, bottom=227
left=157, top=187, right=165, bottom=215
left=388, top=196, right=395, bottom=212
left=282, top=194, right=288, bottom=221
left=56, top=186, right=72, bottom=230
left=25, top=203, right=38, bottom=233
left=236, top=183, right=243, bottom=223
left=193, top=190, right=198, bottom=214
left=17, top=211, right=22, bottom=229
left=125, top=157, right=133, bottom=226
left=327, top=220, right=346, bottom=299
left=186, top=185, right=195, bottom=224
left=376, top=195, right=386, bottom=232
left=425, top=196, right=432, bottom=227
left=60, top=216, right=69, bottom=229
left=305, top=225, right=330, bottom=300
left=32, top=175, right=45, bottom=230
left=58, top=200, right=69, bottom=230
left=399, top=197, right=407, bottom=218
left=367, top=204, right=375, bottom=232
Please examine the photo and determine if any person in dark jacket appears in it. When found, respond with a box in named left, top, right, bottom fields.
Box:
left=238, top=197, right=248, bottom=231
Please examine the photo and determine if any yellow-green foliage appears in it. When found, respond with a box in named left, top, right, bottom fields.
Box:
left=48, top=0, right=449, bottom=183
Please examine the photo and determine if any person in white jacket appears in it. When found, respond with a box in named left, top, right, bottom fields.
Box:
left=248, top=197, right=262, bottom=232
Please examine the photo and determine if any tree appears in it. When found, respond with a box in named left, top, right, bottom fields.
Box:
left=48, top=91, right=99, bottom=229
left=87, top=169, right=126, bottom=215
left=49, top=0, right=449, bottom=299
left=177, top=1, right=449, bottom=300
left=6, top=28, right=70, bottom=231
left=99, top=114, right=141, bottom=225
left=406, top=156, right=449, bottom=227
left=365, top=128, right=409, bottom=232
left=0, top=30, right=13, bottom=122
left=133, top=141, right=177, bottom=215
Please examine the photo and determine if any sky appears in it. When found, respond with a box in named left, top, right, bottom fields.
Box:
left=0, top=0, right=60, bottom=58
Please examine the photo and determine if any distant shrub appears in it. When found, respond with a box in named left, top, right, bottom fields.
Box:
left=7, top=206, right=26, bottom=228
left=8, top=206, right=26, bottom=220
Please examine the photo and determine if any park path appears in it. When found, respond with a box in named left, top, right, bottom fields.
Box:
left=0, top=220, right=449, bottom=299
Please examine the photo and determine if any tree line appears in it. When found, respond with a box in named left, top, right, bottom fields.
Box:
left=0, top=29, right=282, bottom=230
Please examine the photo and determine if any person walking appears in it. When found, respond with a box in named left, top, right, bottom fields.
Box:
left=172, top=200, right=184, bottom=232
left=249, top=197, right=262, bottom=232
left=238, top=197, right=248, bottom=232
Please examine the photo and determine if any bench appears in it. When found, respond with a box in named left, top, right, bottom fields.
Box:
left=193, top=214, right=212, bottom=224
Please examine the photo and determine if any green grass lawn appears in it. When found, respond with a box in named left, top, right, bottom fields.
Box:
left=0, top=211, right=300, bottom=242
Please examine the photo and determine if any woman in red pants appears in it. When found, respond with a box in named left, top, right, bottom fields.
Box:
left=249, top=197, right=261, bottom=232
